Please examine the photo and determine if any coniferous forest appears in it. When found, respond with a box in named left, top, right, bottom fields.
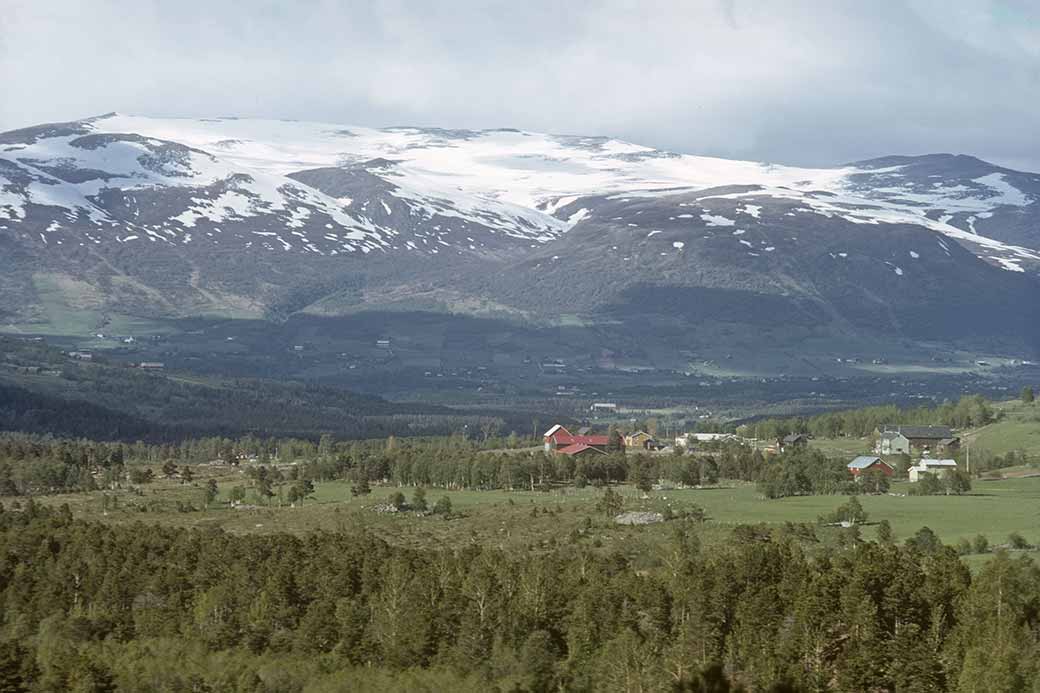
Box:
left=0, top=501, right=1038, bottom=692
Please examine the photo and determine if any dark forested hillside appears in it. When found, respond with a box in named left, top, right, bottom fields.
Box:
left=0, top=337, right=517, bottom=442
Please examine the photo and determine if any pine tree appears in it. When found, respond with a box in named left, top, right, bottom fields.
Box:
left=596, top=487, right=623, bottom=518
left=412, top=487, right=428, bottom=512
left=351, top=472, right=371, bottom=497
left=204, top=478, right=218, bottom=507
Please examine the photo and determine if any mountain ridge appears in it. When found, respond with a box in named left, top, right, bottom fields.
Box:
left=2, top=113, right=1039, bottom=364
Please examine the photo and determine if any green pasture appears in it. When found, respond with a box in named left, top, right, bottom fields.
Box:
left=965, top=401, right=1040, bottom=457
left=16, top=467, right=1040, bottom=568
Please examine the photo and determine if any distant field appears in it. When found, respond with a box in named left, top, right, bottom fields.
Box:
left=806, top=399, right=1040, bottom=462
left=807, top=436, right=873, bottom=457
left=687, top=477, right=1040, bottom=546
left=964, top=400, right=1040, bottom=457
left=0, top=273, right=175, bottom=340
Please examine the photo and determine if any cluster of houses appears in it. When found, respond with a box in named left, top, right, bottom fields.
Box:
left=875, top=425, right=959, bottom=456
left=543, top=425, right=667, bottom=457
left=846, top=455, right=959, bottom=482
left=544, top=421, right=964, bottom=484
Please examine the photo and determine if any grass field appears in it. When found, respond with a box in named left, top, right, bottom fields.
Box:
left=806, top=399, right=1040, bottom=463
left=806, top=436, right=874, bottom=457
left=964, top=400, right=1040, bottom=457
left=13, top=466, right=1040, bottom=570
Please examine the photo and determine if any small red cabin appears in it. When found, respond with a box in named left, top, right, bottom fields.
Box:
left=847, top=456, right=894, bottom=477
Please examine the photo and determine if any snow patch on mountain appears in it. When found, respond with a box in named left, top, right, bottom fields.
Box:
left=1, top=113, right=1037, bottom=271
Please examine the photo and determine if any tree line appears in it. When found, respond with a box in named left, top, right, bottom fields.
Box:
left=736, top=395, right=997, bottom=441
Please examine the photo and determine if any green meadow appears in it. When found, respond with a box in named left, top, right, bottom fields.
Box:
left=19, top=468, right=1040, bottom=569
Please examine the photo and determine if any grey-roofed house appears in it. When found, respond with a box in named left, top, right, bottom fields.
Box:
left=847, top=456, right=894, bottom=477
left=877, top=430, right=910, bottom=456
left=778, top=433, right=810, bottom=452
left=908, top=458, right=959, bottom=482
left=876, top=425, right=955, bottom=453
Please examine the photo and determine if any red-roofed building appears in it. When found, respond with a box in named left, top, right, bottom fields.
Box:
left=544, top=425, right=617, bottom=454
left=556, top=442, right=606, bottom=457
left=573, top=435, right=610, bottom=447
left=544, top=425, right=575, bottom=452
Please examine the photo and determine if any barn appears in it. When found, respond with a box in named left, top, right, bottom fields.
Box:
left=847, top=456, right=894, bottom=477
left=544, top=425, right=614, bottom=454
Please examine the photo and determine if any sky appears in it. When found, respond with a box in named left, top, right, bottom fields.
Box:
left=2, top=0, right=1039, bottom=170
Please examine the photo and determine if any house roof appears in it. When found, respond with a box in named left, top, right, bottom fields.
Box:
left=627, top=431, right=653, bottom=440
left=879, top=430, right=908, bottom=441
left=883, top=425, right=953, bottom=439
left=572, top=435, right=610, bottom=447
left=919, top=458, right=958, bottom=467
left=556, top=443, right=605, bottom=456
left=543, top=424, right=571, bottom=438
left=938, top=437, right=960, bottom=446
left=782, top=433, right=809, bottom=443
left=685, top=433, right=732, bottom=442
left=576, top=426, right=592, bottom=436
left=848, top=456, right=887, bottom=470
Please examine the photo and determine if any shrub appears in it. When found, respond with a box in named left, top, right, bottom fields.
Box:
left=972, top=535, right=989, bottom=554
left=1008, top=532, right=1032, bottom=550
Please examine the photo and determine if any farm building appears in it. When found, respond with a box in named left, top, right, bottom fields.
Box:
left=624, top=431, right=656, bottom=450
left=877, top=431, right=911, bottom=456
left=554, top=443, right=606, bottom=458
left=876, top=425, right=957, bottom=453
left=847, top=456, right=894, bottom=477
left=778, top=433, right=810, bottom=452
left=675, top=432, right=734, bottom=447
left=543, top=425, right=613, bottom=454
left=908, top=458, right=959, bottom=482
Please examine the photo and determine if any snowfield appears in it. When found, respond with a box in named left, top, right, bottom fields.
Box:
left=0, top=113, right=1037, bottom=269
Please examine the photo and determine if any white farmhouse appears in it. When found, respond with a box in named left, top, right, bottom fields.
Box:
left=908, top=458, right=958, bottom=482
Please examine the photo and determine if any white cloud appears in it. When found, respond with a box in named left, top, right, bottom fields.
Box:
left=1, top=0, right=1038, bottom=170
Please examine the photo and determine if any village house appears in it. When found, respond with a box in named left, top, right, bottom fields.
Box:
left=624, top=430, right=656, bottom=450
left=675, top=432, right=734, bottom=448
left=554, top=442, right=605, bottom=458
left=847, top=456, right=894, bottom=478
left=543, top=425, right=615, bottom=456
left=777, top=433, right=810, bottom=453
left=876, top=425, right=958, bottom=454
left=908, top=458, right=959, bottom=482
left=877, top=430, right=911, bottom=456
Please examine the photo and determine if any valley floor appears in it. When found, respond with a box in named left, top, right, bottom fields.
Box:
left=12, top=471, right=1040, bottom=570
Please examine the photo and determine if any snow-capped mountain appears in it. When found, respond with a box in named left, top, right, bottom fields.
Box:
left=1, top=113, right=1039, bottom=356
left=2, top=113, right=1038, bottom=266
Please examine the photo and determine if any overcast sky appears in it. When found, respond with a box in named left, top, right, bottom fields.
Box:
left=2, top=0, right=1039, bottom=170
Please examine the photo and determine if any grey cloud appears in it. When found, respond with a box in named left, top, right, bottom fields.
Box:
left=1, top=0, right=1038, bottom=170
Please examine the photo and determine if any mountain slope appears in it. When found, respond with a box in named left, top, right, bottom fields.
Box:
left=2, top=113, right=1039, bottom=360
